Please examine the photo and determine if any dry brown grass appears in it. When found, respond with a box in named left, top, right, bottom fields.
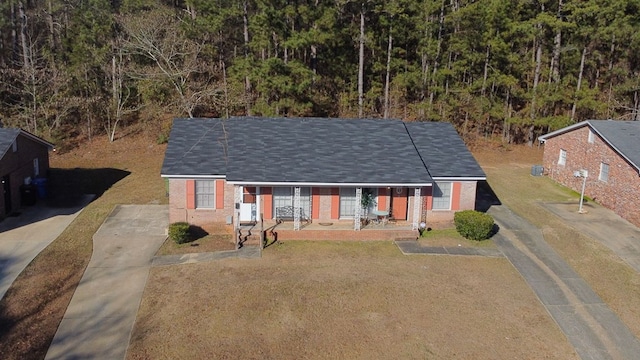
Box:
left=474, top=144, right=640, bottom=340
left=129, top=241, right=576, bottom=359
left=3, top=133, right=638, bottom=359
left=157, top=230, right=236, bottom=255
left=0, top=131, right=168, bottom=359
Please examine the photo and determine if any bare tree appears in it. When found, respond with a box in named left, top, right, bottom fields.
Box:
left=119, top=9, right=222, bottom=118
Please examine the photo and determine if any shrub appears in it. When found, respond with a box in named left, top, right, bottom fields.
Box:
left=454, top=210, right=494, bottom=241
left=169, top=222, right=190, bottom=244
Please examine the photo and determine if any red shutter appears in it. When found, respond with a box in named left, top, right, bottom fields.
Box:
left=377, top=188, right=388, bottom=211
left=330, top=188, right=340, bottom=219
left=186, top=180, right=195, bottom=209
left=312, top=187, right=321, bottom=219
left=215, top=180, right=225, bottom=209
left=451, top=182, right=462, bottom=211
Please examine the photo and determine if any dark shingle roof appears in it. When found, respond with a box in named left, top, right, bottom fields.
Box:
left=161, top=118, right=229, bottom=176
left=225, top=117, right=431, bottom=185
left=405, top=122, right=486, bottom=178
left=588, top=120, right=640, bottom=171
left=0, top=128, right=20, bottom=160
left=162, top=117, right=485, bottom=184
left=0, top=128, right=53, bottom=160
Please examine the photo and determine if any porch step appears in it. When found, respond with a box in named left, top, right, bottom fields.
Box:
left=237, top=227, right=262, bottom=248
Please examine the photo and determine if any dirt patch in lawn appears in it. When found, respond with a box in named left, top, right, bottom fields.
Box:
left=128, top=241, right=576, bottom=359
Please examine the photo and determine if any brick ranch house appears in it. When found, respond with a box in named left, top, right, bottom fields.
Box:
left=539, top=120, right=640, bottom=227
left=161, top=117, right=486, bottom=241
left=0, top=128, right=54, bottom=218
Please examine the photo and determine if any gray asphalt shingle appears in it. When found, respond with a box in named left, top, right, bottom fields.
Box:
left=162, top=117, right=485, bottom=184
left=226, top=117, right=431, bottom=184
left=161, top=118, right=228, bottom=176
left=405, top=121, right=486, bottom=178
left=0, top=128, right=20, bottom=160
left=588, top=120, right=640, bottom=170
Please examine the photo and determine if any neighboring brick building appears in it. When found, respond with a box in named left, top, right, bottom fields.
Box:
left=539, top=120, right=640, bottom=227
left=0, top=128, right=54, bottom=218
left=161, top=117, right=486, bottom=239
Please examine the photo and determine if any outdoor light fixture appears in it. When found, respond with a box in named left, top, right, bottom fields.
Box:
left=418, top=221, right=427, bottom=236
left=573, top=169, right=588, bottom=213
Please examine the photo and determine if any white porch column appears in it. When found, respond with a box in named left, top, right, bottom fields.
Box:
left=354, top=187, right=362, bottom=231
left=256, top=186, right=261, bottom=222
left=234, top=185, right=242, bottom=228
left=412, top=187, right=421, bottom=231
left=294, top=186, right=301, bottom=231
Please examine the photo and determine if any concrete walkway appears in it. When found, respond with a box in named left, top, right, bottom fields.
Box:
left=46, top=205, right=168, bottom=360
left=394, top=240, right=503, bottom=257
left=0, top=195, right=93, bottom=300
left=488, top=205, right=640, bottom=360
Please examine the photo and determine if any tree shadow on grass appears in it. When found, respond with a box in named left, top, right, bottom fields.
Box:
left=0, top=168, right=130, bottom=235
left=46, top=168, right=130, bottom=208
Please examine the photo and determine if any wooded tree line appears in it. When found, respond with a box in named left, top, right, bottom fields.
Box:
left=1, top=0, right=640, bottom=145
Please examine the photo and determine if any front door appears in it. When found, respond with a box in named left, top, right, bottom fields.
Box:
left=239, top=186, right=257, bottom=223
left=391, top=187, right=408, bottom=220
left=2, top=175, right=11, bottom=215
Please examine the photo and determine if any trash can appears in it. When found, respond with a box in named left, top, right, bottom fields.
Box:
left=20, top=184, right=37, bottom=206
left=33, top=177, right=48, bottom=199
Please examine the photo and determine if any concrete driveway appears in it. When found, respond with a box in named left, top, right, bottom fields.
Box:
left=0, top=195, right=93, bottom=300
left=45, top=205, right=168, bottom=360
left=489, top=205, right=640, bottom=360
left=543, top=202, right=640, bottom=273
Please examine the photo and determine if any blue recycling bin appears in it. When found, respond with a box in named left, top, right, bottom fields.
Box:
left=33, top=177, right=48, bottom=199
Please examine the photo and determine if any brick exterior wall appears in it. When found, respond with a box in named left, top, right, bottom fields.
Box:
left=543, top=126, right=640, bottom=227
left=168, top=179, right=235, bottom=232
left=425, top=181, right=477, bottom=227
left=169, top=180, right=480, bottom=236
left=0, top=134, right=50, bottom=217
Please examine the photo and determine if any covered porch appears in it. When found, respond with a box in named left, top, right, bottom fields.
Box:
left=232, top=183, right=431, bottom=234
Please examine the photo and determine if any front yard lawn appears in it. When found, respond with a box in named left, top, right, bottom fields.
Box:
left=128, top=241, right=576, bottom=359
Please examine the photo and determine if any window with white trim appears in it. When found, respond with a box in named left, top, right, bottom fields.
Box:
left=195, top=180, right=215, bottom=208
left=272, top=187, right=311, bottom=219
left=599, top=163, right=609, bottom=182
left=558, top=149, right=567, bottom=166
left=432, top=182, right=452, bottom=210
left=588, top=129, right=595, bottom=143
left=339, top=188, right=357, bottom=218
left=33, top=158, right=39, bottom=176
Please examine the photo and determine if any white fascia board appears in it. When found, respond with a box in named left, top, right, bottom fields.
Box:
left=226, top=181, right=433, bottom=187
left=538, top=121, right=589, bottom=143
left=161, top=174, right=226, bottom=179
left=432, top=177, right=486, bottom=181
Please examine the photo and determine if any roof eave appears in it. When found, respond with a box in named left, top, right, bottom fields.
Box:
left=538, top=120, right=590, bottom=143
left=226, top=181, right=433, bottom=187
